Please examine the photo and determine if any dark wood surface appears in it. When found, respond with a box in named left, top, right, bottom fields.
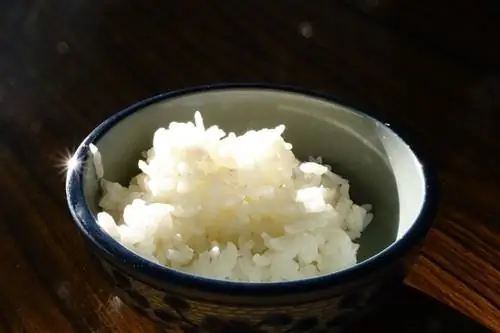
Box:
left=0, top=1, right=499, bottom=332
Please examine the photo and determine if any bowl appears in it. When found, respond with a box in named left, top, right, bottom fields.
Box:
left=66, top=84, right=438, bottom=332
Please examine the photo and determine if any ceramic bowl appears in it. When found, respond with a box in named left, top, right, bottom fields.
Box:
left=66, top=84, right=438, bottom=333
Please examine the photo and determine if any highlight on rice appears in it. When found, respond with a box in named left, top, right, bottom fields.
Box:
left=92, top=112, right=373, bottom=282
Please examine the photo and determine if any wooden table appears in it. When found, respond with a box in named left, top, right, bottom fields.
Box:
left=1, top=1, right=498, bottom=332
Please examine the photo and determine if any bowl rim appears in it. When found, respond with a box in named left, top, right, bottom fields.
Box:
left=66, top=83, right=438, bottom=296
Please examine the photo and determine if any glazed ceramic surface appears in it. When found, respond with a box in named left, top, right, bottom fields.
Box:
left=66, top=84, right=437, bottom=332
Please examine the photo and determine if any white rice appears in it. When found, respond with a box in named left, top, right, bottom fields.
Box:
left=92, top=112, right=373, bottom=282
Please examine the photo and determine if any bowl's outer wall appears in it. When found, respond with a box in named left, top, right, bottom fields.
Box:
left=89, top=241, right=423, bottom=332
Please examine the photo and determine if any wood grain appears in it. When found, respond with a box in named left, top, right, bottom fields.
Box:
left=0, top=0, right=498, bottom=332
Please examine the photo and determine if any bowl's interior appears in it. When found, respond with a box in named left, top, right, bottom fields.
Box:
left=82, top=89, right=425, bottom=263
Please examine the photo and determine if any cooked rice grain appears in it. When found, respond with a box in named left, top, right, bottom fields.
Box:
left=93, top=112, right=373, bottom=282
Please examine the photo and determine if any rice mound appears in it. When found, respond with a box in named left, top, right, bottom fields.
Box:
left=94, top=112, right=373, bottom=282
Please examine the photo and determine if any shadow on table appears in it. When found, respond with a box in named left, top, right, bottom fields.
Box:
left=347, top=284, right=492, bottom=333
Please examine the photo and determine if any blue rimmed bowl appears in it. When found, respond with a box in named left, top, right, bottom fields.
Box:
left=66, top=84, right=438, bottom=333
